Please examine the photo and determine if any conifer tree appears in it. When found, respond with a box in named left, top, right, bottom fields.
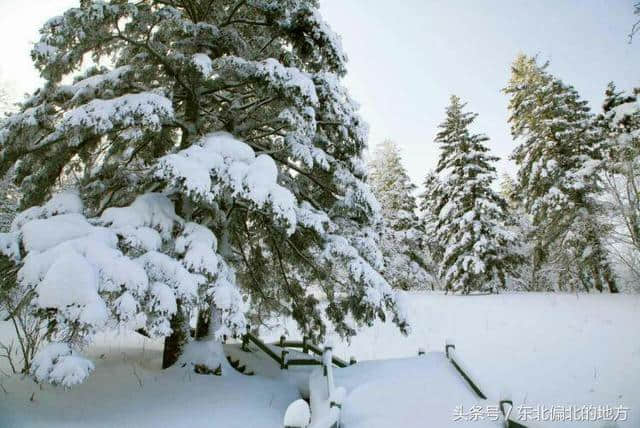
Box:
left=498, top=173, right=541, bottom=291
left=419, top=169, right=444, bottom=285
left=431, top=95, right=521, bottom=294
left=0, top=0, right=406, bottom=385
left=504, top=55, right=617, bottom=293
left=367, top=140, right=433, bottom=290
left=0, top=85, right=17, bottom=232
left=596, top=83, right=640, bottom=286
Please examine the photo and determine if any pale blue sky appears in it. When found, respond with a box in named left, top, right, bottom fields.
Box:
left=320, top=0, right=640, bottom=185
left=1, top=0, right=638, bottom=187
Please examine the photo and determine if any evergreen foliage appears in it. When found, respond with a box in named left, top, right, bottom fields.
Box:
left=504, top=55, right=617, bottom=293
left=0, top=0, right=406, bottom=385
left=430, top=95, right=521, bottom=294
left=595, top=83, right=640, bottom=288
left=367, top=140, right=433, bottom=290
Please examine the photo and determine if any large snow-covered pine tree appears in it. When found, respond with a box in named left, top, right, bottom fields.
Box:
left=0, top=0, right=406, bottom=386
left=431, top=95, right=521, bottom=294
left=504, top=55, right=617, bottom=293
left=367, top=140, right=433, bottom=290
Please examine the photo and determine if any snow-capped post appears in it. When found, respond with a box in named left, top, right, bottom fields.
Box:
left=445, top=340, right=488, bottom=400
left=323, top=345, right=335, bottom=392
left=242, top=325, right=250, bottom=352
left=279, top=334, right=289, bottom=369
left=281, top=349, right=289, bottom=370
left=445, top=340, right=455, bottom=359
left=283, top=399, right=311, bottom=428
left=499, top=393, right=514, bottom=428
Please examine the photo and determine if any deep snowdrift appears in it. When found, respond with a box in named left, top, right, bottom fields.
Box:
left=0, top=336, right=299, bottom=428
left=263, top=292, right=640, bottom=427
left=1, top=292, right=638, bottom=427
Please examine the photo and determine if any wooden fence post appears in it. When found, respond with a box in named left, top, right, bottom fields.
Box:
left=445, top=342, right=455, bottom=359
left=241, top=325, right=250, bottom=352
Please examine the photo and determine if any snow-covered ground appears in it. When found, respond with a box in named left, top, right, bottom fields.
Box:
left=0, top=335, right=299, bottom=428
left=1, top=292, right=639, bottom=427
left=265, top=292, right=640, bottom=427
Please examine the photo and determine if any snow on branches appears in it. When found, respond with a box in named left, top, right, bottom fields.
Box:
left=431, top=96, right=522, bottom=294
left=156, top=132, right=297, bottom=234
left=505, top=55, right=617, bottom=292
left=31, top=342, right=95, bottom=388
left=0, top=0, right=404, bottom=383
left=0, top=191, right=245, bottom=385
left=367, top=140, right=435, bottom=290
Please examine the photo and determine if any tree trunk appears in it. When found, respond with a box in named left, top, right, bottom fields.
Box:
left=195, top=306, right=211, bottom=340
left=162, top=299, right=189, bottom=369
left=530, top=247, right=541, bottom=291
left=604, top=265, right=619, bottom=293
left=207, top=305, right=223, bottom=338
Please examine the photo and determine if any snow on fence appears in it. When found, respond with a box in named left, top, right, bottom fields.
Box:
left=443, top=340, right=528, bottom=428
left=284, top=399, right=311, bottom=428
left=283, top=345, right=345, bottom=428
left=278, top=335, right=530, bottom=428
left=241, top=326, right=353, bottom=369
left=444, top=340, right=487, bottom=399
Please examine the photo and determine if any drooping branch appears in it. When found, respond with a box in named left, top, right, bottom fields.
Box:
left=630, top=2, right=640, bottom=43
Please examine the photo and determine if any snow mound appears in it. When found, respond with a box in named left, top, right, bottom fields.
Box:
left=0, top=191, right=246, bottom=386
left=284, top=399, right=311, bottom=427
left=31, top=343, right=94, bottom=388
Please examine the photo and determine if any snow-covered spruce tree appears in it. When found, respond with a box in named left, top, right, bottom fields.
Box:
left=0, top=85, right=17, bottom=233
left=595, top=83, right=640, bottom=288
left=504, top=55, right=617, bottom=293
left=418, top=169, right=444, bottom=288
left=431, top=95, right=521, bottom=294
left=367, top=140, right=433, bottom=290
left=631, top=2, right=640, bottom=42
left=497, top=173, right=542, bottom=291
left=0, top=85, right=27, bottom=374
left=0, top=0, right=406, bottom=386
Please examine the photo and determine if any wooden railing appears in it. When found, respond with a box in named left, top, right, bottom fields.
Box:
left=445, top=342, right=487, bottom=399
left=284, top=345, right=344, bottom=428
left=443, top=341, right=527, bottom=428
left=241, top=326, right=354, bottom=369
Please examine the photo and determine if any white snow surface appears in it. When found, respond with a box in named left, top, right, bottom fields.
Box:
left=332, top=355, right=499, bottom=428
left=262, top=292, right=640, bottom=428
left=0, top=334, right=298, bottom=428
left=1, top=292, right=638, bottom=427
left=0, top=191, right=246, bottom=383
left=283, top=399, right=311, bottom=427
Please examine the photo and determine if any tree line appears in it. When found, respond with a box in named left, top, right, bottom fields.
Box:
left=368, top=54, right=640, bottom=295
